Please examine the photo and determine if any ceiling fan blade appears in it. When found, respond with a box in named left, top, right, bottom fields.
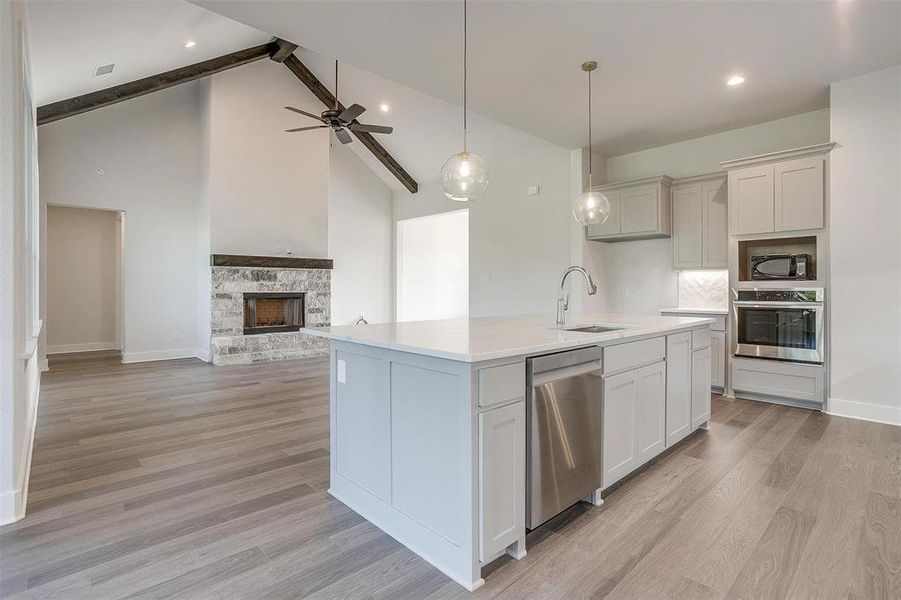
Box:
left=349, top=123, right=393, bottom=134
left=284, top=106, right=322, bottom=120
left=335, top=128, right=353, bottom=144
left=338, top=103, right=366, bottom=123
left=285, top=126, right=328, bottom=132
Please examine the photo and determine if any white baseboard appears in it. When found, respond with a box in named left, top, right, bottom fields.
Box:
left=0, top=364, right=41, bottom=525
left=121, top=348, right=211, bottom=364
left=827, top=397, right=901, bottom=426
left=47, top=341, right=118, bottom=355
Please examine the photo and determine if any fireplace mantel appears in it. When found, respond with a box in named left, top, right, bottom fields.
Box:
left=211, top=254, right=333, bottom=269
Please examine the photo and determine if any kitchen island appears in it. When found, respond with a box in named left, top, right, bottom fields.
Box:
left=303, top=313, right=713, bottom=590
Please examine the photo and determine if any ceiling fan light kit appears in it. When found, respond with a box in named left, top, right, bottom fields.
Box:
left=441, top=0, right=488, bottom=202
left=572, top=60, right=611, bottom=226
left=284, top=60, right=393, bottom=144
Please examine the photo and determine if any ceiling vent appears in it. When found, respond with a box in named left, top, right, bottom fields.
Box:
left=93, top=63, right=115, bottom=76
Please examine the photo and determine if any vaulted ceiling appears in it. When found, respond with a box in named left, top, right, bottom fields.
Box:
left=195, top=0, right=901, bottom=155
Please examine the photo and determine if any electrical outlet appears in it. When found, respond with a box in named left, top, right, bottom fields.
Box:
left=622, top=288, right=630, bottom=299
left=173, top=332, right=181, bottom=342
left=337, top=359, right=346, bottom=384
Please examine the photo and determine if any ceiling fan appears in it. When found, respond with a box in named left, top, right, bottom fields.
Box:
left=284, top=60, right=393, bottom=144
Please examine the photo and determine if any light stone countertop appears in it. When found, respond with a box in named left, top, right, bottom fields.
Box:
left=659, top=307, right=728, bottom=316
left=302, top=313, right=714, bottom=363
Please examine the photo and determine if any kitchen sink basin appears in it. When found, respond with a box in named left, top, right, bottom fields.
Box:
left=564, top=324, right=625, bottom=333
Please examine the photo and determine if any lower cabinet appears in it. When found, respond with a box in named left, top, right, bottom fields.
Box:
left=635, top=362, right=666, bottom=465
left=478, top=401, right=525, bottom=561
left=665, top=332, right=692, bottom=447
left=710, top=331, right=725, bottom=389
left=691, top=346, right=712, bottom=428
left=602, top=360, right=665, bottom=489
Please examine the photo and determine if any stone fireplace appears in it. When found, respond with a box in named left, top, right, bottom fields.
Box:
left=209, top=255, right=331, bottom=365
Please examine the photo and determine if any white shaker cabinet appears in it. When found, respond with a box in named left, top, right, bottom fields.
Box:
left=601, top=369, right=638, bottom=488
left=665, top=332, right=692, bottom=447
left=586, top=176, right=672, bottom=242
left=729, top=165, right=774, bottom=235
left=478, top=401, right=525, bottom=561
left=672, top=174, right=727, bottom=269
left=710, top=331, right=726, bottom=389
left=722, top=143, right=834, bottom=235
left=635, top=361, right=666, bottom=465
left=691, top=346, right=712, bottom=429
left=774, top=157, right=824, bottom=232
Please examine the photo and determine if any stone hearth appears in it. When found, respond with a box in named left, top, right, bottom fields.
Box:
left=210, top=258, right=331, bottom=365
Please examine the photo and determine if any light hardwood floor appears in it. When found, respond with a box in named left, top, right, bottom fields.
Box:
left=1, top=352, right=898, bottom=599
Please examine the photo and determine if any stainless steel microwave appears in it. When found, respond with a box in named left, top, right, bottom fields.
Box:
left=750, top=253, right=811, bottom=280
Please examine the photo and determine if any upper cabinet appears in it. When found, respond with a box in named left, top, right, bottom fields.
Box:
left=586, top=176, right=672, bottom=242
left=721, top=143, right=835, bottom=236
left=672, top=173, right=727, bottom=269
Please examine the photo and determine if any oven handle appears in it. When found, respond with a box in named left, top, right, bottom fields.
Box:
left=732, top=301, right=823, bottom=309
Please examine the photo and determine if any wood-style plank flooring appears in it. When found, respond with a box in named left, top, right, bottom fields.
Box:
left=1, top=352, right=899, bottom=599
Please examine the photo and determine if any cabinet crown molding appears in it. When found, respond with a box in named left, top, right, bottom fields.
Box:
left=591, top=174, right=672, bottom=192
left=719, top=142, right=836, bottom=170
left=671, top=171, right=727, bottom=186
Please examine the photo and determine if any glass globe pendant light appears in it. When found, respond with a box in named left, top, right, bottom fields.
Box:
left=441, top=0, right=488, bottom=201
left=573, top=61, right=610, bottom=226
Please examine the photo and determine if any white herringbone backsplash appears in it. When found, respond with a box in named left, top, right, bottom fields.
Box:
left=678, top=270, right=728, bottom=309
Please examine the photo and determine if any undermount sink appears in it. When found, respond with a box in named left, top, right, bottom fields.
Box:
left=564, top=324, right=625, bottom=333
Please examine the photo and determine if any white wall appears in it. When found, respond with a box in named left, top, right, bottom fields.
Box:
left=1, top=0, right=41, bottom=524
left=397, top=210, right=469, bottom=322
left=394, top=136, right=573, bottom=319
left=828, top=66, right=901, bottom=425
left=208, top=59, right=329, bottom=258
left=46, top=206, right=120, bottom=353
left=582, top=110, right=830, bottom=315
left=39, top=83, right=206, bottom=363
left=328, top=142, right=394, bottom=325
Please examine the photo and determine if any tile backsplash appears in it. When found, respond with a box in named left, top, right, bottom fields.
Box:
left=678, top=270, right=728, bottom=310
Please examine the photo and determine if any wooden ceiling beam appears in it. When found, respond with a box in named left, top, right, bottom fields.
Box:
left=282, top=52, right=418, bottom=194
left=37, top=41, right=280, bottom=126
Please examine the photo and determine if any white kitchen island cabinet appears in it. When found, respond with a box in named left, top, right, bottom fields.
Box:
left=305, top=313, right=712, bottom=591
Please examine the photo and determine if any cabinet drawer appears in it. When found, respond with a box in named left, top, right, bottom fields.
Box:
left=603, top=337, right=665, bottom=375
left=731, top=357, right=824, bottom=403
left=691, top=328, right=711, bottom=350
left=478, top=362, right=525, bottom=407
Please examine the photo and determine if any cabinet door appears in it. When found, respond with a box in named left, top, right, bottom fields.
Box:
left=701, top=179, right=728, bottom=268
left=672, top=184, right=703, bottom=269
left=710, top=331, right=726, bottom=388
left=479, top=402, right=525, bottom=561
left=586, top=191, right=621, bottom=238
left=602, top=369, right=638, bottom=488
left=621, top=186, right=659, bottom=234
left=665, top=333, right=692, bottom=447
left=636, top=361, right=666, bottom=465
left=729, top=166, right=774, bottom=235
left=691, top=346, right=712, bottom=429
left=774, top=157, right=824, bottom=232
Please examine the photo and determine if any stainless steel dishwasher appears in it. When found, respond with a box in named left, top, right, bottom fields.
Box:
left=526, top=346, right=602, bottom=529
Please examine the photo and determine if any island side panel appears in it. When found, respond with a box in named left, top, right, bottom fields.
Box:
left=327, top=340, right=483, bottom=590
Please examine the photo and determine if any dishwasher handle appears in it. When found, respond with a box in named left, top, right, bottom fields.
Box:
left=530, top=359, right=601, bottom=386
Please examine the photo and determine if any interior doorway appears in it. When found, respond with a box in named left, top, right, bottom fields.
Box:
left=396, top=209, right=469, bottom=322
left=46, top=205, right=123, bottom=356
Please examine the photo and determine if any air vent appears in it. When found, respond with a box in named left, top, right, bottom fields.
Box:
left=93, top=63, right=115, bottom=76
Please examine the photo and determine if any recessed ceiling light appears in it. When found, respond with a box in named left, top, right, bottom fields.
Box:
left=183, top=40, right=196, bottom=49
left=727, top=75, right=745, bottom=86
left=379, top=103, right=389, bottom=112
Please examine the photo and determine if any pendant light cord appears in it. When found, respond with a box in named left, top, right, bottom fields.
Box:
left=587, top=66, right=592, bottom=186
left=463, top=0, right=468, bottom=153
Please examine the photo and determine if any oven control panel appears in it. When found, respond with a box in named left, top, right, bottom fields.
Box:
left=735, top=289, right=824, bottom=303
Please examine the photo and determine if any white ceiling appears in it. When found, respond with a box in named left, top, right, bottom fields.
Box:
left=28, top=1, right=270, bottom=105
left=195, top=0, right=901, bottom=155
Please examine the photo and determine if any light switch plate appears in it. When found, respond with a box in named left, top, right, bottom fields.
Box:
left=337, top=359, right=346, bottom=383
left=527, top=185, right=540, bottom=196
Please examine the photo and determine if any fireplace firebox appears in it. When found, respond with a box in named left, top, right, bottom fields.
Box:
left=243, top=293, right=305, bottom=335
